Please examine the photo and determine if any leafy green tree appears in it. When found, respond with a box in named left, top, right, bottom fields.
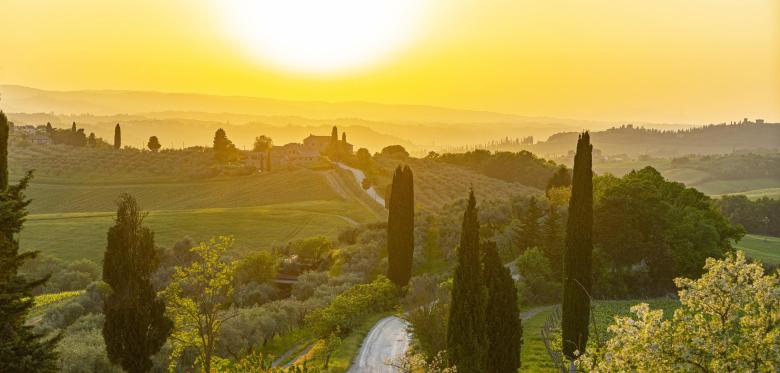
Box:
left=0, top=166, right=59, bottom=370
left=147, top=136, right=161, bottom=152
left=161, top=236, right=236, bottom=373
left=234, top=251, right=277, bottom=285
left=102, top=194, right=172, bottom=373
left=593, top=167, right=744, bottom=295
left=562, top=132, right=593, bottom=360
left=514, top=196, right=543, bottom=253
left=447, top=190, right=488, bottom=373
left=113, top=123, right=121, bottom=149
left=578, top=251, right=780, bottom=372
left=483, top=241, right=522, bottom=373
left=387, top=165, right=414, bottom=287
left=542, top=203, right=564, bottom=276
left=546, top=165, right=572, bottom=192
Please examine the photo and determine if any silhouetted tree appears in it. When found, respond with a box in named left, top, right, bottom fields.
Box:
left=213, top=128, right=238, bottom=163
left=387, top=165, right=414, bottom=287
left=253, top=135, right=273, bottom=171
left=483, top=241, right=522, bottom=373
left=88, top=132, right=97, bottom=147
left=114, top=123, right=121, bottom=149
left=515, top=196, right=542, bottom=253
left=0, top=111, right=59, bottom=372
left=447, top=190, right=488, bottom=373
left=102, top=194, right=172, bottom=373
left=147, top=136, right=161, bottom=152
left=562, top=132, right=593, bottom=359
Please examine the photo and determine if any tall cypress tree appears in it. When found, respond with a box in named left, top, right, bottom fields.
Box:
left=483, top=240, right=522, bottom=373
left=102, top=194, right=172, bottom=373
left=386, top=165, right=414, bottom=287
left=0, top=110, right=59, bottom=372
left=113, top=123, right=121, bottom=149
left=561, top=132, right=594, bottom=359
left=447, top=190, right=487, bottom=373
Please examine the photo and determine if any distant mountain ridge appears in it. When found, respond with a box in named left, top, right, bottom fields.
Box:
left=0, top=84, right=580, bottom=125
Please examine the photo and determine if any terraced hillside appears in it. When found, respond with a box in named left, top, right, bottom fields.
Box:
left=372, top=156, right=541, bottom=210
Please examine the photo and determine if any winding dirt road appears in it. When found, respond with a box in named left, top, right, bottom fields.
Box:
left=346, top=316, right=410, bottom=373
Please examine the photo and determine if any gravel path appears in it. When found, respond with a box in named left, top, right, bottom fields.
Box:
left=346, top=316, right=410, bottom=373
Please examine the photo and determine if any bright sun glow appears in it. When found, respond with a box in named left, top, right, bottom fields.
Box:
left=219, top=0, right=431, bottom=75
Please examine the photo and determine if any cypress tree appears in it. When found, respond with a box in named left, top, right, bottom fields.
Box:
left=483, top=240, right=522, bottom=373
left=114, top=123, right=121, bottom=149
left=386, top=165, right=414, bottom=287
left=102, top=194, right=172, bottom=373
left=561, top=132, right=594, bottom=359
left=0, top=110, right=59, bottom=372
left=514, top=196, right=543, bottom=252
left=447, top=190, right=488, bottom=373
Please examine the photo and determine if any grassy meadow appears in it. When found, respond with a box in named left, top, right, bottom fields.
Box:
left=735, top=234, right=780, bottom=265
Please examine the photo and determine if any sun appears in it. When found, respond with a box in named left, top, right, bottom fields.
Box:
left=218, top=0, right=431, bottom=75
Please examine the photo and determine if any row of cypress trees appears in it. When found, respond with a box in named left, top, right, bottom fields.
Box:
left=446, top=190, right=523, bottom=373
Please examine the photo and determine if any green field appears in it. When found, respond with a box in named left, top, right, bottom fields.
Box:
left=11, top=157, right=381, bottom=262
left=520, top=298, right=679, bottom=372
left=21, top=200, right=375, bottom=263
left=735, top=234, right=780, bottom=265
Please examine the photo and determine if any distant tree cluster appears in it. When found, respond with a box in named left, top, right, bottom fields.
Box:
left=48, top=122, right=87, bottom=146
left=437, top=149, right=560, bottom=189
left=717, top=195, right=780, bottom=237
left=593, top=167, right=744, bottom=296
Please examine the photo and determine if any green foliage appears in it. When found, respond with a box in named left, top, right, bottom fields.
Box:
left=594, top=166, right=744, bottom=295
left=542, top=203, right=564, bottom=276
left=546, top=165, right=572, bottom=192
left=0, top=165, right=60, bottom=372
left=305, top=276, right=399, bottom=339
left=717, top=194, right=779, bottom=237
left=483, top=241, right=522, bottom=373
left=578, top=251, right=780, bottom=372
left=514, top=196, right=543, bottom=253
left=446, top=190, right=488, bottom=373
left=387, top=165, right=414, bottom=287
left=213, top=128, right=240, bottom=163
left=161, top=236, right=236, bottom=373
left=56, top=314, right=122, bottom=373
left=562, top=131, right=593, bottom=359
left=438, top=149, right=559, bottom=189
left=516, top=247, right=561, bottom=306
left=217, top=350, right=322, bottom=372
left=403, top=274, right=450, bottom=358
left=235, top=251, right=278, bottom=285
left=102, top=194, right=172, bottom=373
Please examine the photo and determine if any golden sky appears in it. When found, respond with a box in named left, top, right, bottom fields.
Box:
left=2, top=0, right=778, bottom=124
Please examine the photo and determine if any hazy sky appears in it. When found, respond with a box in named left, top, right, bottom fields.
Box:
left=2, top=0, right=778, bottom=124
